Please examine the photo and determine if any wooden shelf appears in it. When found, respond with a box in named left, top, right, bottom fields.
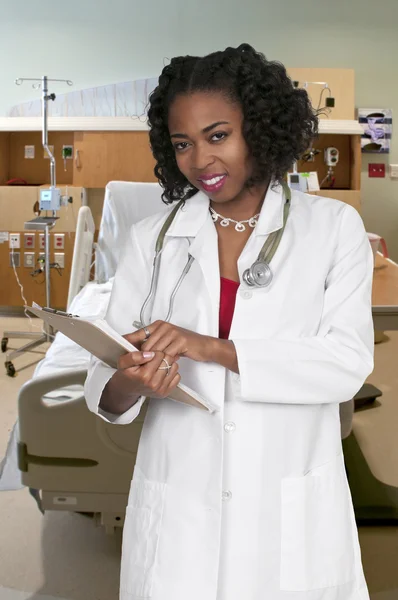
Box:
left=0, top=117, right=149, bottom=132
left=0, top=117, right=363, bottom=135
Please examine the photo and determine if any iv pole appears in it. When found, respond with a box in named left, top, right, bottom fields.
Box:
left=2, top=76, right=72, bottom=377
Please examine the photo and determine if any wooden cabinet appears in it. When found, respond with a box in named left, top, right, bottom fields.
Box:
left=297, top=134, right=361, bottom=191
left=73, top=131, right=157, bottom=187
left=0, top=130, right=157, bottom=188
left=0, top=131, right=74, bottom=186
left=295, top=133, right=362, bottom=211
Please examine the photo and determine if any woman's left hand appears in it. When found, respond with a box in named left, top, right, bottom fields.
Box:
left=124, top=321, right=214, bottom=363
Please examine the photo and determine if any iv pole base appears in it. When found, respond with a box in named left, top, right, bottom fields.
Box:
left=2, top=330, right=53, bottom=377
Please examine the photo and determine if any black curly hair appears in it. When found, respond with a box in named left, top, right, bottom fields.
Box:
left=147, top=43, right=318, bottom=204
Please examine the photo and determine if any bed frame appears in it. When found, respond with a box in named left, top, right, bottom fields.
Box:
left=18, top=369, right=147, bottom=533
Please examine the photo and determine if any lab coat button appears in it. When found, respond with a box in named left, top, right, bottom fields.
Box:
left=222, top=490, right=232, bottom=501
left=224, top=421, right=236, bottom=433
left=240, top=290, right=253, bottom=299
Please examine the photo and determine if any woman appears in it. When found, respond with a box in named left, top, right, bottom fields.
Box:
left=85, top=44, right=374, bottom=600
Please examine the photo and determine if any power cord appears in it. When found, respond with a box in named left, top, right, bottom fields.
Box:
left=10, top=246, right=40, bottom=329
left=31, top=257, right=63, bottom=280
left=320, top=167, right=336, bottom=188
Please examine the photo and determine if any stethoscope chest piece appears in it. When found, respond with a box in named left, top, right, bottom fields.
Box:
left=242, top=260, right=273, bottom=288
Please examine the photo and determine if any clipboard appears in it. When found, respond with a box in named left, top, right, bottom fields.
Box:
left=25, top=305, right=216, bottom=413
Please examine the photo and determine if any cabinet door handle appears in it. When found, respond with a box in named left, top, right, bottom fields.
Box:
left=75, top=149, right=81, bottom=169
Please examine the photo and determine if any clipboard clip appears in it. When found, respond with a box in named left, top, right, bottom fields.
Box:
left=42, top=307, right=80, bottom=318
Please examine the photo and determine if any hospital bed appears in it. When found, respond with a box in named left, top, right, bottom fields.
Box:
left=0, top=181, right=365, bottom=530
left=1, top=182, right=168, bottom=531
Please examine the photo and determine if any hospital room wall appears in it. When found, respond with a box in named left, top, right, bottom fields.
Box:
left=1, top=0, right=398, bottom=259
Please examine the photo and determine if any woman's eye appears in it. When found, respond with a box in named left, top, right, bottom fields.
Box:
left=211, top=132, right=227, bottom=142
left=174, top=142, right=189, bottom=152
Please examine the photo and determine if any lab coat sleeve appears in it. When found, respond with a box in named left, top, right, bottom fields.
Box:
left=84, top=223, right=150, bottom=424
left=232, top=204, right=375, bottom=405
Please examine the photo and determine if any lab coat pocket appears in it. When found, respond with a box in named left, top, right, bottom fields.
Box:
left=280, top=453, right=355, bottom=591
left=121, top=475, right=166, bottom=598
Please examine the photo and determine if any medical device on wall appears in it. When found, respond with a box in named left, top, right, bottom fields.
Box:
left=3, top=75, right=73, bottom=377
left=287, top=172, right=307, bottom=193
left=292, top=80, right=335, bottom=114
left=133, top=183, right=291, bottom=330
left=40, top=187, right=61, bottom=211
left=324, top=147, right=339, bottom=167
left=287, top=161, right=307, bottom=193
left=319, top=146, right=339, bottom=189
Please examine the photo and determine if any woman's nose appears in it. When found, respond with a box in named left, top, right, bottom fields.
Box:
left=191, top=143, right=214, bottom=171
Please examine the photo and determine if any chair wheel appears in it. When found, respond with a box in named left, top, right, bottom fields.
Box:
left=1, top=337, right=8, bottom=352
left=5, top=361, right=16, bottom=377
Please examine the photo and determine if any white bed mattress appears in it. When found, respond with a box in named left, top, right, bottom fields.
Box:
left=0, top=280, right=113, bottom=491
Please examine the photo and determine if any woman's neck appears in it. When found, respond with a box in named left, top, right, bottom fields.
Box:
left=210, top=180, right=270, bottom=221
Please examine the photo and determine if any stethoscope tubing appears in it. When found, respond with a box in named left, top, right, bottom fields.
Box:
left=135, top=183, right=291, bottom=329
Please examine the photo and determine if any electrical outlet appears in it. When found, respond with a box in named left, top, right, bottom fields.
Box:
left=390, top=164, right=398, bottom=178
left=54, top=233, right=65, bottom=249
left=39, top=233, right=45, bottom=249
left=54, top=252, right=65, bottom=268
left=368, top=163, right=385, bottom=178
left=9, top=252, right=20, bottom=267
left=9, top=233, right=20, bottom=249
left=24, top=233, right=35, bottom=248
left=24, top=252, right=35, bottom=267
left=24, top=145, right=35, bottom=159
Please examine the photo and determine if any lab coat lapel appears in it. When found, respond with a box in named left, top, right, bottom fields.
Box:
left=188, top=216, right=220, bottom=337
left=237, top=182, right=286, bottom=279
left=166, top=192, right=220, bottom=337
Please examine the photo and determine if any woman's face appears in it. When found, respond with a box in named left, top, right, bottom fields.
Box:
left=167, top=91, right=255, bottom=204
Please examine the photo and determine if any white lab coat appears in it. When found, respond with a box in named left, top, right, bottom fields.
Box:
left=85, top=183, right=374, bottom=600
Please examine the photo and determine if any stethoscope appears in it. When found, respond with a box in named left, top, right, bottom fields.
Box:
left=133, top=182, right=291, bottom=330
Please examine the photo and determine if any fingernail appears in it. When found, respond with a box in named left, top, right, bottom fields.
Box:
left=143, top=352, right=155, bottom=358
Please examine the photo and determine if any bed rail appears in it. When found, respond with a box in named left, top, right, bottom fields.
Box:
left=18, top=369, right=89, bottom=472
left=67, top=206, right=95, bottom=310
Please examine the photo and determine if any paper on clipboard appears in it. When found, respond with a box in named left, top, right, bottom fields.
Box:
left=26, top=304, right=216, bottom=413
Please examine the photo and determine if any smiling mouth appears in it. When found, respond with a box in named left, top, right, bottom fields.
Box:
left=198, top=174, right=227, bottom=192
left=199, top=174, right=226, bottom=185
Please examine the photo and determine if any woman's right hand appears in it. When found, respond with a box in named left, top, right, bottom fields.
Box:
left=117, top=350, right=180, bottom=398
left=100, top=351, right=181, bottom=415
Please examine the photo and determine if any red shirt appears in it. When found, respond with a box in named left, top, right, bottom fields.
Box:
left=219, top=277, right=240, bottom=339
